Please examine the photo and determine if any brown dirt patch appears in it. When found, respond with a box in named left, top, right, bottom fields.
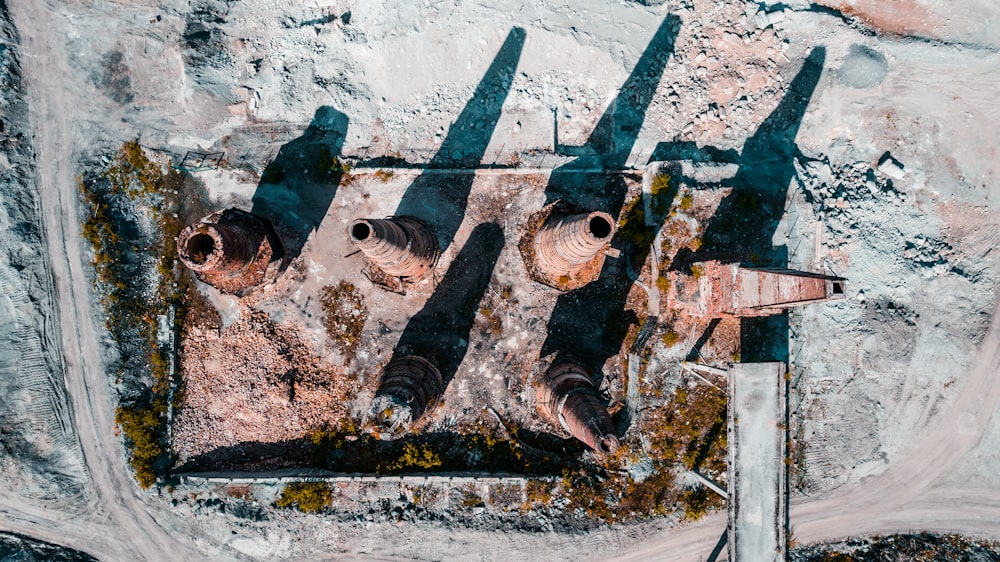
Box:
left=172, top=307, right=356, bottom=461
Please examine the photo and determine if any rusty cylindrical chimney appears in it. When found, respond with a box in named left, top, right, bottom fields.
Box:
left=537, top=362, right=618, bottom=454
left=366, top=355, right=444, bottom=438
left=350, top=217, right=438, bottom=280
left=178, top=221, right=260, bottom=277
left=533, top=211, right=616, bottom=278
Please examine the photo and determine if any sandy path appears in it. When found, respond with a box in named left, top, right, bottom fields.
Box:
left=790, top=291, right=1000, bottom=539
left=0, top=1, right=197, bottom=560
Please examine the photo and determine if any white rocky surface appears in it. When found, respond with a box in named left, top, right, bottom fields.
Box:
left=0, top=3, right=85, bottom=502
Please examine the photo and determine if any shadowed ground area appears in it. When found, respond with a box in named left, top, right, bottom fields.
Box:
left=250, top=106, right=349, bottom=262
left=174, top=430, right=578, bottom=475
left=395, top=28, right=525, bottom=254
left=540, top=15, right=680, bottom=372
left=391, top=222, right=506, bottom=389
left=665, top=47, right=827, bottom=363
left=0, top=532, right=98, bottom=562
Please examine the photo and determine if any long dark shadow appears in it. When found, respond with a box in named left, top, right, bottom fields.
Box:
left=540, top=180, right=680, bottom=372
left=544, top=14, right=680, bottom=213
left=666, top=46, right=827, bottom=363
left=686, top=318, right=722, bottom=362
left=250, top=106, right=349, bottom=263
left=394, top=28, right=525, bottom=254
left=539, top=15, right=681, bottom=372
left=174, top=429, right=569, bottom=476
left=391, top=222, right=505, bottom=388
left=670, top=46, right=826, bottom=267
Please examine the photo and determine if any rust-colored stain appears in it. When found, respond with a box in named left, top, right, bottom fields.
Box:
left=818, top=0, right=937, bottom=38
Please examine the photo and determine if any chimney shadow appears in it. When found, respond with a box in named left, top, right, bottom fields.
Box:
left=394, top=28, right=526, bottom=255
left=391, top=222, right=506, bottom=389
left=538, top=15, right=681, bottom=373
left=544, top=14, right=680, bottom=215
left=663, top=46, right=827, bottom=363
left=540, top=179, right=680, bottom=374
left=250, top=106, right=349, bottom=263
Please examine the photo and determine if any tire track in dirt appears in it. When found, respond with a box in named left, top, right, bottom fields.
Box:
left=2, top=1, right=199, bottom=560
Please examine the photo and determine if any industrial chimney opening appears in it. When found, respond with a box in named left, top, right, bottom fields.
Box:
left=187, top=233, right=216, bottom=264
left=588, top=215, right=612, bottom=239
left=351, top=222, right=372, bottom=241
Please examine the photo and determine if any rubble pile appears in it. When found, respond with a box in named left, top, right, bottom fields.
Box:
left=172, top=308, right=355, bottom=462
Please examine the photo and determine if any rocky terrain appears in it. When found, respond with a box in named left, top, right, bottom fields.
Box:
left=0, top=0, right=999, bottom=560
left=0, top=531, right=97, bottom=562
left=0, top=0, right=85, bottom=503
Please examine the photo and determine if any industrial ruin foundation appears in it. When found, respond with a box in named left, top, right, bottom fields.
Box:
left=171, top=161, right=846, bottom=515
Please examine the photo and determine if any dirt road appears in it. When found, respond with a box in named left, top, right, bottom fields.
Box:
left=0, top=1, right=195, bottom=560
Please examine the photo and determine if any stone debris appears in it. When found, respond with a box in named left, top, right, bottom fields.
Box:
left=877, top=153, right=906, bottom=180
left=172, top=308, right=354, bottom=463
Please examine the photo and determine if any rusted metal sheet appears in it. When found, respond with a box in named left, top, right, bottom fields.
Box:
left=534, top=211, right=616, bottom=274
left=520, top=202, right=617, bottom=291
left=735, top=267, right=837, bottom=310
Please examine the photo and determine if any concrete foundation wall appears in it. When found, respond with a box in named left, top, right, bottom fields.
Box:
left=727, top=362, right=787, bottom=562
